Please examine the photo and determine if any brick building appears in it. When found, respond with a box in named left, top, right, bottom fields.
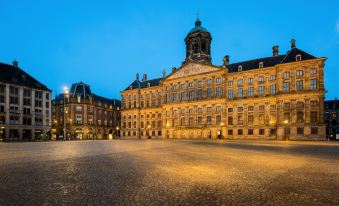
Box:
left=52, top=82, right=121, bottom=140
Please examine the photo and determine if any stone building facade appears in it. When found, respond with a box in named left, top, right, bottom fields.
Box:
left=121, top=18, right=326, bottom=140
left=52, top=82, right=121, bottom=140
left=0, top=60, right=52, bottom=141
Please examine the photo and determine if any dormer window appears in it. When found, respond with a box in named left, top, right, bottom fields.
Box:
left=296, top=54, right=301, bottom=61
left=238, top=65, right=243, bottom=72
left=259, top=62, right=264, bottom=68
left=147, top=83, right=151, bottom=88
left=129, top=86, right=133, bottom=90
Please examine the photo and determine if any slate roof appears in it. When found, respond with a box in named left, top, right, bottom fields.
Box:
left=124, top=47, right=319, bottom=91
left=54, top=82, right=121, bottom=107
left=227, top=48, right=317, bottom=73
left=0, top=62, right=50, bottom=91
left=124, top=78, right=163, bottom=91
left=70, top=82, right=92, bottom=98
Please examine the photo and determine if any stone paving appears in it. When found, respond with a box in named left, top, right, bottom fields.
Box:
left=0, top=140, right=338, bottom=206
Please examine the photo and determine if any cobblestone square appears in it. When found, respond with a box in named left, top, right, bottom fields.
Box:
left=0, top=140, right=338, bottom=205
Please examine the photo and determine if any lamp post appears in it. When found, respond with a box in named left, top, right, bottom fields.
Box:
left=63, top=87, right=69, bottom=141
left=116, top=126, right=120, bottom=139
left=147, top=125, right=151, bottom=139
left=219, top=122, right=224, bottom=140
left=166, top=122, right=170, bottom=138
left=284, top=119, right=289, bottom=140
left=0, top=121, right=4, bottom=141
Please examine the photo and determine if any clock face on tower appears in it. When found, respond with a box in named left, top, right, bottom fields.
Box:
left=184, top=18, right=212, bottom=65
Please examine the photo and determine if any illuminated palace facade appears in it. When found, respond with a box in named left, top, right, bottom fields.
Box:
left=121, top=19, right=326, bottom=140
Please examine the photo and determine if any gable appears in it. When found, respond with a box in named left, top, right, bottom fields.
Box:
left=165, top=62, right=221, bottom=81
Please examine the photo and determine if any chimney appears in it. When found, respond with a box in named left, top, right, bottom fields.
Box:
left=142, top=74, right=147, bottom=82
left=290, top=38, right=296, bottom=49
left=223, top=55, right=230, bottom=67
left=12, top=59, right=19, bottom=67
left=272, top=46, right=279, bottom=57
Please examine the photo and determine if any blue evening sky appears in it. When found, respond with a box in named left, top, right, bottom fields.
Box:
left=0, top=0, right=338, bottom=100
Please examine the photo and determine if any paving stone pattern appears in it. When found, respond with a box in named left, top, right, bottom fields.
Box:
left=0, top=140, right=338, bottom=206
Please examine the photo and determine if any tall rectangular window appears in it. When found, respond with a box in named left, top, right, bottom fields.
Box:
left=181, top=92, right=186, bottom=101
left=237, top=88, right=243, bottom=98
left=166, top=94, right=170, bottom=103
left=76, top=114, right=82, bottom=125
left=216, top=115, right=221, bottom=125
left=189, top=117, right=194, bottom=127
left=173, top=93, right=177, bottom=101
left=207, top=116, right=212, bottom=125
left=198, top=116, right=203, bottom=125
left=283, top=82, right=290, bottom=92
left=207, top=88, right=212, bottom=98
left=258, top=86, right=265, bottom=96
left=310, top=79, right=317, bottom=90
left=227, top=90, right=233, bottom=99
left=189, top=91, right=194, bottom=100
left=197, top=90, right=203, bottom=100
left=248, top=87, right=254, bottom=97
left=216, top=87, right=222, bottom=97
left=228, top=116, right=233, bottom=125
left=296, top=80, right=303, bottom=91
left=270, top=85, right=276, bottom=95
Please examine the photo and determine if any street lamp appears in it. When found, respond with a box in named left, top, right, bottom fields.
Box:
left=219, top=122, right=224, bottom=140
left=63, top=86, right=69, bottom=141
left=0, top=121, right=4, bottom=141
left=284, top=119, right=289, bottom=140
left=115, top=126, right=120, bottom=138
left=147, top=125, right=151, bottom=139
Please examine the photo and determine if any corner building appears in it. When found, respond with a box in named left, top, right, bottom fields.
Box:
left=52, top=82, right=121, bottom=140
left=121, top=19, right=326, bottom=140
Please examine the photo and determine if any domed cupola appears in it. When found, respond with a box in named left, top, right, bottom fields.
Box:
left=184, top=18, right=212, bottom=64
